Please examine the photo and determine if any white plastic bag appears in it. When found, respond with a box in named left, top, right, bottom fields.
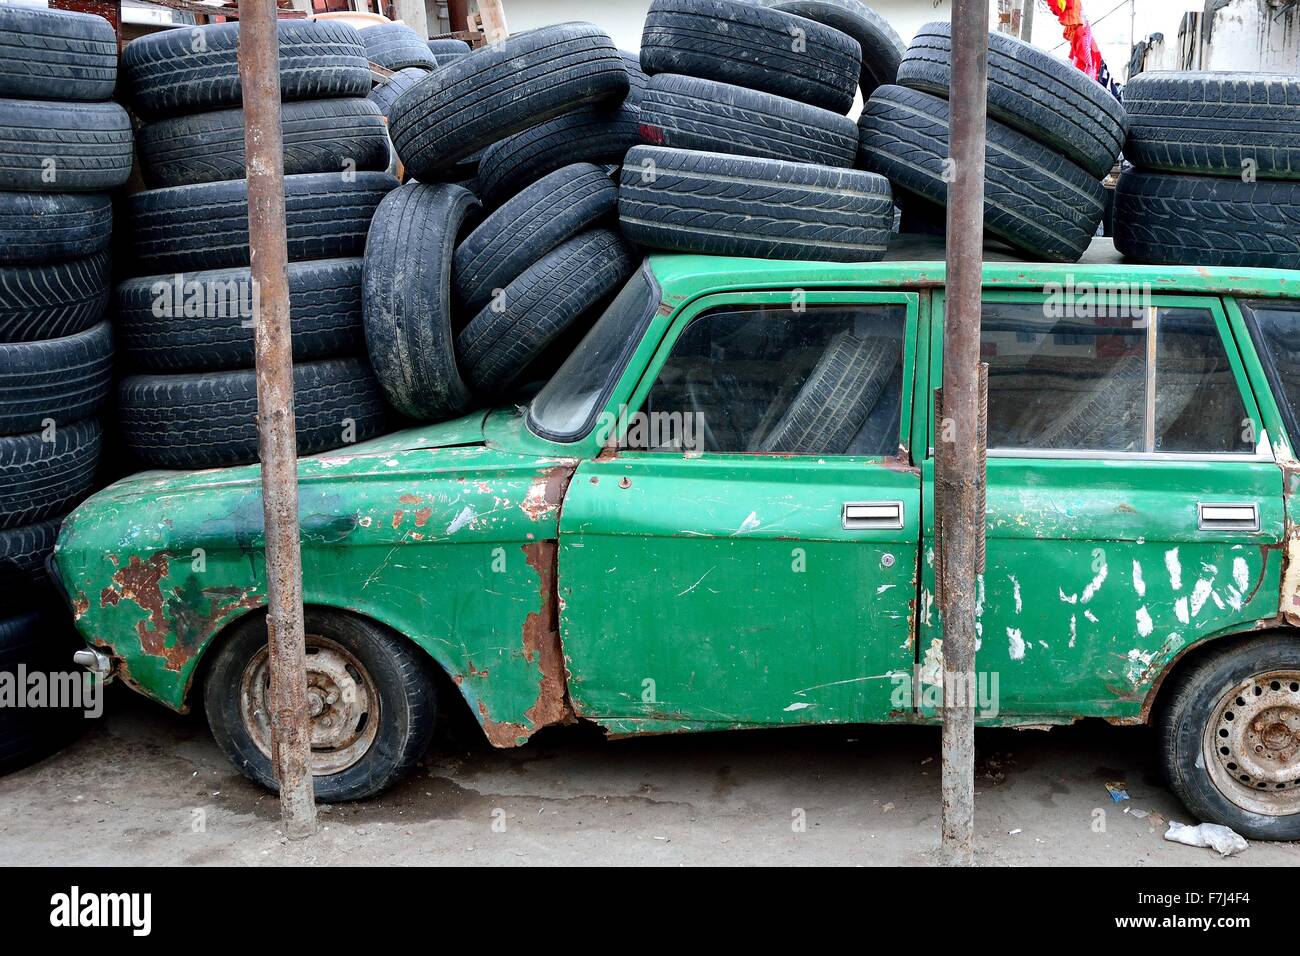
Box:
left=1164, top=820, right=1249, bottom=857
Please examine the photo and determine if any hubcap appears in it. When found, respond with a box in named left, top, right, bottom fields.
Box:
left=239, top=634, right=380, bottom=776
left=1203, top=670, right=1300, bottom=816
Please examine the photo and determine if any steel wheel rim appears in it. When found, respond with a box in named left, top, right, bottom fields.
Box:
left=239, top=634, right=381, bottom=776
left=1202, top=669, right=1300, bottom=817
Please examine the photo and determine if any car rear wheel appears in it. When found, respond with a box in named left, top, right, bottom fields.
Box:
left=204, top=608, right=438, bottom=802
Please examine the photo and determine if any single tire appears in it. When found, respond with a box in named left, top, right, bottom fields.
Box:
left=427, top=38, right=471, bottom=61
left=0, top=320, right=112, bottom=436
left=0, top=608, right=85, bottom=775
left=1125, top=72, right=1300, bottom=180
left=389, top=23, right=629, bottom=180
left=0, top=418, right=101, bottom=529
left=0, top=191, right=111, bottom=266
left=857, top=85, right=1105, bottom=262
left=639, top=73, right=857, bottom=167
left=454, top=163, right=618, bottom=314
left=118, top=358, right=386, bottom=469
left=619, top=145, right=892, bottom=262
left=898, top=22, right=1126, bottom=180
left=115, top=258, right=365, bottom=372
left=1159, top=634, right=1300, bottom=841
left=137, top=98, right=390, bottom=189
left=0, top=99, right=132, bottom=193
left=121, top=20, right=372, bottom=122
left=125, top=171, right=397, bottom=275
left=458, top=228, right=633, bottom=393
left=640, top=0, right=862, bottom=115
left=0, top=6, right=117, bottom=103
left=0, top=252, right=110, bottom=343
left=361, top=22, right=437, bottom=71
left=761, top=0, right=903, bottom=100
left=204, top=607, right=437, bottom=802
left=368, top=66, right=430, bottom=119
left=363, top=182, right=479, bottom=420
left=1114, top=168, right=1300, bottom=269
left=0, top=517, right=60, bottom=592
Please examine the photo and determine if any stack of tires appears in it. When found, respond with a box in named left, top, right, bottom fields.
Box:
left=858, top=22, right=1128, bottom=263
left=117, top=19, right=396, bottom=470
left=0, top=6, right=124, bottom=772
left=1116, top=71, right=1300, bottom=269
left=619, top=0, right=897, bottom=263
left=369, top=23, right=641, bottom=422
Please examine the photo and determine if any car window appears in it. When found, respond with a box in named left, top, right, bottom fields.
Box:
left=1239, top=300, right=1300, bottom=446
left=631, top=303, right=907, bottom=456
left=980, top=301, right=1251, bottom=454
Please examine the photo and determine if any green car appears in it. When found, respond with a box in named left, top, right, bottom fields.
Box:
left=55, top=239, right=1300, bottom=839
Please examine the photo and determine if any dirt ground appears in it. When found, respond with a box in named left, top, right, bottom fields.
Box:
left=2, top=685, right=1298, bottom=866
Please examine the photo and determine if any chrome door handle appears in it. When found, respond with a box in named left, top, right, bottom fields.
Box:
left=1198, top=502, right=1260, bottom=532
left=843, top=501, right=904, bottom=530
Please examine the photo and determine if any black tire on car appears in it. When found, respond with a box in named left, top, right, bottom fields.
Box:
left=1124, top=72, right=1300, bottom=180
left=640, top=0, right=862, bottom=115
left=360, top=22, right=437, bottom=71
left=388, top=23, right=629, bottom=181
left=115, top=258, right=365, bottom=372
left=0, top=99, right=133, bottom=193
left=1113, top=168, right=1300, bottom=270
left=619, top=145, right=893, bottom=262
left=125, top=171, right=397, bottom=275
left=1159, top=633, right=1300, bottom=841
left=368, top=66, right=430, bottom=119
left=857, top=85, right=1105, bottom=262
left=136, top=98, right=390, bottom=189
left=639, top=73, right=858, bottom=167
left=0, top=418, right=101, bottom=529
left=362, top=182, right=480, bottom=420
left=760, top=0, right=903, bottom=100
left=0, top=252, right=110, bottom=343
left=0, top=6, right=118, bottom=103
left=0, top=191, right=111, bottom=266
left=0, top=320, right=112, bottom=435
left=454, top=163, right=618, bottom=314
left=121, top=20, right=372, bottom=122
left=458, top=228, right=634, bottom=394
left=203, top=607, right=438, bottom=802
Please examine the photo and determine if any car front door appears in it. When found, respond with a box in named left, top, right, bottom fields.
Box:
left=559, top=290, right=924, bottom=731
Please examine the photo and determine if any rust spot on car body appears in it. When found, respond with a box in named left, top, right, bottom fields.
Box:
left=519, top=464, right=575, bottom=522
left=521, top=540, right=576, bottom=732
left=414, top=507, right=432, bottom=527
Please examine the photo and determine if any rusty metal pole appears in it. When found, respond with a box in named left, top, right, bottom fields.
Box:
left=936, top=0, right=989, bottom=866
left=237, top=0, right=317, bottom=839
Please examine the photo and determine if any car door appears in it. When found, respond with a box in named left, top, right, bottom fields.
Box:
left=918, top=290, right=1285, bottom=722
left=559, top=290, right=924, bottom=730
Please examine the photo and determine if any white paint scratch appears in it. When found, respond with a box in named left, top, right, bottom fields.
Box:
left=1175, top=596, right=1190, bottom=625
left=1136, top=606, right=1153, bottom=638
left=1190, top=578, right=1214, bottom=617
left=1008, top=627, right=1025, bottom=660
left=445, top=505, right=476, bottom=535
left=1165, top=548, right=1182, bottom=590
left=736, top=511, right=761, bottom=534
left=1233, top=557, right=1250, bottom=594
left=1132, top=560, right=1146, bottom=598
left=1009, top=574, right=1022, bottom=614
left=1082, top=560, right=1108, bottom=603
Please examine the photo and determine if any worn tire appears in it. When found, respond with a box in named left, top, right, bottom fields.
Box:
left=0, top=99, right=132, bottom=193
left=620, top=145, right=891, bottom=262
left=459, top=228, right=633, bottom=394
left=0, top=252, right=110, bottom=343
left=118, top=358, right=385, bottom=469
left=362, top=183, right=480, bottom=420
left=1113, top=169, right=1300, bottom=269
left=0, top=6, right=117, bottom=103
left=640, top=0, right=861, bottom=115
left=125, top=171, right=396, bottom=275
left=389, top=23, right=629, bottom=180
left=116, top=259, right=365, bottom=372
left=204, top=608, right=437, bottom=802
left=761, top=0, right=902, bottom=99
left=1159, top=634, right=1300, bottom=841
left=639, top=73, right=857, bottom=167
left=0, top=192, right=111, bottom=266
left=121, top=20, right=372, bottom=122
left=0, top=518, right=60, bottom=593
left=0, top=418, right=101, bottom=529
left=1125, top=72, right=1300, bottom=180
left=857, top=85, right=1104, bottom=262
left=137, top=98, right=389, bottom=189
left=454, top=164, right=618, bottom=314
left=368, top=66, right=430, bottom=119
left=0, top=321, right=112, bottom=435
left=427, top=38, right=471, bottom=65
left=361, top=22, right=437, bottom=71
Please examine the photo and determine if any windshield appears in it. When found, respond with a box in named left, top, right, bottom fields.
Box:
left=528, top=262, right=660, bottom=442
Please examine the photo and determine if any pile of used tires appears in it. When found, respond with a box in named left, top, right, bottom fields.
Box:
left=1116, top=72, right=1300, bottom=269
left=118, top=19, right=396, bottom=470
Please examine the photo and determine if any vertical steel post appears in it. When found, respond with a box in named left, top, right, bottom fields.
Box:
left=237, top=0, right=317, bottom=840
left=937, top=0, right=989, bottom=867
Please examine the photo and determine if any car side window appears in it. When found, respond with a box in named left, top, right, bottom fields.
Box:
left=1240, top=300, right=1300, bottom=446
left=980, top=301, right=1251, bottom=454
left=631, top=304, right=908, bottom=456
